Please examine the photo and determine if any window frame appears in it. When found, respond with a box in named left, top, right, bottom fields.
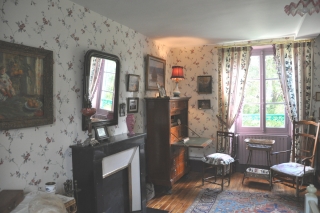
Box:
left=235, top=46, right=289, bottom=135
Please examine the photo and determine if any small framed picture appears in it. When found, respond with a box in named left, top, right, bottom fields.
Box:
left=316, top=92, right=320, bottom=101
left=127, top=97, right=139, bottom=113
left=92, top=124, right=109, bottom=141
left=127, top=74, right=139, bottom=92
left=197, top=76, right=212, bottom=94
left=198, top=99, right=211, bottom=109
left=119, top=103, right=126, bottom=117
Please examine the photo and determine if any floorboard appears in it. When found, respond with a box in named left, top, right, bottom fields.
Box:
left=147, top=171, right=320, bottom=213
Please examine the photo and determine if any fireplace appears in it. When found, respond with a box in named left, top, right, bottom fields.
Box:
left=70, top=133, right=146, bottom=213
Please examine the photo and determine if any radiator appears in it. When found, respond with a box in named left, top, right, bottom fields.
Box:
left=238, top=134, right=291, bottom=166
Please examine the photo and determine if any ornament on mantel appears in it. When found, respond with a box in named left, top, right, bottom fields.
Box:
left=126, top=114, right=135, bottom=136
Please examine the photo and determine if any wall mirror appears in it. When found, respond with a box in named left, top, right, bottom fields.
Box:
left=82, top=50, right=120, bottom=130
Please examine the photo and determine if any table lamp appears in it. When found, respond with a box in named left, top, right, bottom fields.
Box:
left=171, top=66, right=184, bottom=97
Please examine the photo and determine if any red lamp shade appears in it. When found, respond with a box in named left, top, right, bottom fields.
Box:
left=171, top=66, right=184, bottom=80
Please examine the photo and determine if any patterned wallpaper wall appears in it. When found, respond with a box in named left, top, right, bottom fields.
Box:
left=0, top=0, right=172, bottom=193
left=1, top=0, right=320, bottom=194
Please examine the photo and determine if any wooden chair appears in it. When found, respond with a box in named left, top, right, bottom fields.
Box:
left=202, top=131, right=237, bottom=190
left=270, top=120, right=320, bottom=198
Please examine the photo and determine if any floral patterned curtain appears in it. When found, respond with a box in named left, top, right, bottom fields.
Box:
left=218, top=47, right=252, bottom=131
left=273, top=41, right=313, bottom=122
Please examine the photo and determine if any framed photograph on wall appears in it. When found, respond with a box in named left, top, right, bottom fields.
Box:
left=197, top=76, right=212, bottom=94
left=316, top=92, right=320, bottom=101
left=146, top=55, right=166, bottom=90
left=127, top=97, right=139, bottom=113
left=0, top=40, right=53, bottom=130
left=127, top=74, right=139, bottom=92
left=119, top=103, right=126, bottom=117
left=92, top=124, right=109, bottom=141
left=198, top=99, right=211, bottom=109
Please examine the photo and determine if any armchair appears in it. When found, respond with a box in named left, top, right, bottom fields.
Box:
left=270, top=120, right=320, bottom=198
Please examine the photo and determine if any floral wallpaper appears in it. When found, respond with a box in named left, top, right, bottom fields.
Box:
left=1, top=0, right=320, bottom=195
left=0, top=0, right=171, bottom=193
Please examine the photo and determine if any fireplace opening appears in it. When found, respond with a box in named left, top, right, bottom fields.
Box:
left=102, top=146, right=141, bottom=212
left=103, top=168, right=130, bottom=213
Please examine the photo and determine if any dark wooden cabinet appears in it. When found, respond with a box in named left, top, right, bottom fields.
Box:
left=70, top=133, right=147, bottom=213
left=145, top=97, right=191, bottom=188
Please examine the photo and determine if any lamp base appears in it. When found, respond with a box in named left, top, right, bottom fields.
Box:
left=173, top=82, right=180, bottom=97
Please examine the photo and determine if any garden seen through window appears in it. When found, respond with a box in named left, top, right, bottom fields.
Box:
left=237, top=46, right=288, bottom=134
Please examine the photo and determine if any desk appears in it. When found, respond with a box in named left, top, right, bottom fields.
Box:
left=242, top=138, right=275, bottom=186
left=173, top=137, right=215, bottom=160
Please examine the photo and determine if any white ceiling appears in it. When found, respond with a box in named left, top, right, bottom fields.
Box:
left=70, top=0, right=320, bottom=47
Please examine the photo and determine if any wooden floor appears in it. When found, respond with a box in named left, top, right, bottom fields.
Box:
left=146, top=171, right=320, bottom=213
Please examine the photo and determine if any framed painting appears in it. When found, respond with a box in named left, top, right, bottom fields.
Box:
left=127, top=74, right=139, bottom=92
left=127, top=97, right=139, bottom=113
left=146, top=55, right=166, bottom=90
left=0, top=40, right=53, bottom=130
left=119, top=103, right=126, bottom=117
left=197, top=76, right=212, bottom=94
left=198, top=99, right=211, bottom=109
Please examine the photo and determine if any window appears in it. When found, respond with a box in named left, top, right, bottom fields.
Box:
left=236, top=46, right=289, bottom=134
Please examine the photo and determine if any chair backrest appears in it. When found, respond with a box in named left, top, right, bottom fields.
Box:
left=216, top=131, right=237, bottom=158
left=292, top=120, right=320, bottom=168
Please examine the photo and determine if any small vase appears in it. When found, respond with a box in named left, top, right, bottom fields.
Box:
left=126, top=114, right=135, bottom=136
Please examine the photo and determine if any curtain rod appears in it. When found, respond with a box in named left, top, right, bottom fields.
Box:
left=214, top=38, right=314, bottom=49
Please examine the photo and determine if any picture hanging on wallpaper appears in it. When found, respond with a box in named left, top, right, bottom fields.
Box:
left=0, top=40, right=53, bottom=130
left=127, top=97, right=139, bottom=113
left=316, top=92, right=320, bottom=101
left=127, top=74, right=139, bottom=92
left=198, top=99, right=211, bottom=109
left=119, top=103, right=126, bottom=117
left=146, top=55, right=166, bottom=91
left=197, top=76, right=212, bottom=94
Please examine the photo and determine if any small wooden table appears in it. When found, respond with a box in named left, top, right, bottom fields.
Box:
left=173, top=137, right=214, bottom=160
left=242, top=138, right=275, bottom=186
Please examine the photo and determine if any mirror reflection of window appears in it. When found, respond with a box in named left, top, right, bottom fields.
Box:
left=89, top=57, right=116, bottom=120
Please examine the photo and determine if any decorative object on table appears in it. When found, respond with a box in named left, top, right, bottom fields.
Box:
left=197, top=75, right=212, bottom=94
left=198, top=99, right=211, bottom=109
left=284, top=0, right=320, bottom=16
left=157, top=83, right=168, bottom=98
left=185, top=189, right=303, bottom=213
left=92, top=123, right=109, bottom=141
left=170, top=66, right=184, bottom=97
left=119, top=103, right=126, bottom=117
left=127, top=97, right=139, bottom=113
left=63, top=179, right=74, bottom=197
left=45, top=182, right=56, bottom=194
left=126, top=114, right=135, bottom=136
left=127, top=74, right=139, bottom=92
left=0, top=40, right=53, bottom=130
left=146, top=55, right=166, bottom=90
left=81, top=107, right=99, bottom=146
left=316, top=92, right=320, bottom=101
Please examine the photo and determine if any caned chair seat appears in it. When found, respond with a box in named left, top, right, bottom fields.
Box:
left=202, top=153, right=234, bottom=165
left=271, top=162, right=314, bottom=177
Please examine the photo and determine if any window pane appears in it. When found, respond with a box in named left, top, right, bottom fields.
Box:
left=102, top=73, right=115, bottom=92
left=247, top=56, right=260, bottom=79
left=242, top=104, right=260, bottom=127
left=244, top=80, right=260, bottom=103
left=105, top=60, right=116, bottom=74
left=100, top=91, right=113, bottom=111
left=266, top=79, right=284, bottom=103
left=266, top=104, right=285, bottom=128
left=265, top=55, right=277, bottom=78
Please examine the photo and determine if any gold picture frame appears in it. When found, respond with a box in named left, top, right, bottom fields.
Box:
left=0, top=40, right=53, bottom=130
left=146, top=55, right=166, bottom=90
